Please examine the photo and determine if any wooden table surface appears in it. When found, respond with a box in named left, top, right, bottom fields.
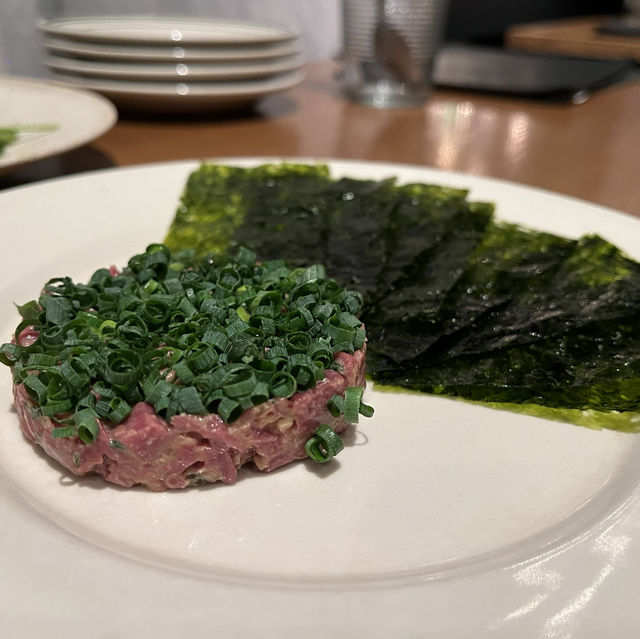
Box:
left=2, top=60, right=639, bottom=217
left=506, top=15, right=640, bottom=63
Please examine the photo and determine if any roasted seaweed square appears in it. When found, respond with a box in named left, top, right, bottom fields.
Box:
left=166, top=162, right=640, bottom=432
left=441, top=234, right=640, bottom=359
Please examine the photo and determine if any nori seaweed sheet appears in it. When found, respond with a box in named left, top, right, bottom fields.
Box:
left=368, top=222, right=577, bottom=369
left=372, top=318, right=640, bottom=412
left=165, top=164, right=250, bottom=257
left=164, top=162, right=640, bottom=430
left=363, top=199, right=493, bottom=369
left=231, top=163, right=332, bottom=267
left=165, top=163, right=332, bottom=262
left=372, top=182, right=471, bottom=300
left=235, top=174, right=407, bottom=297
left=371, top=200, right=494, bottom=325
left=321, top=177, right=399, bottom=298
left=437, top=234, right=640, bottom=360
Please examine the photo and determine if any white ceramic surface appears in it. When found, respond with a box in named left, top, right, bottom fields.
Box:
left=1, top=159, right=640, bottom=637
left=45, top=53, right=305, bottom=81
left=42, top=35, right=302, bottom=63
left=38, top=17, right=298, bottom=46
left=50, top=70, right=305, bottom=113
left=0, top=74, right=116, bottom=175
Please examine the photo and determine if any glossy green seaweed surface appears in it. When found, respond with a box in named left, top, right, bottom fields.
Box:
left=165, top=163, right=640, bottom=432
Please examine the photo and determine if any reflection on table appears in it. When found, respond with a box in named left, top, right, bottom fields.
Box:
left=1, top=60, right=638, bottom=217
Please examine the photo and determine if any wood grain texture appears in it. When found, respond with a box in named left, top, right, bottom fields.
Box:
left=506, top=15, right=640, bottom=62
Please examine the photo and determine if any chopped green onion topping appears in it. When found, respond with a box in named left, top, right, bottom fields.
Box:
left=328, top=388, right=375, bottom=423
left=359, top=401, right=375, bottom=418
left=51, top=425, right=77, bottom=439
left=1, top=244, right=368, bottom=439
left=305, top=424, right=344, bottom=463
left=344, top=386, right=364, bottom=423
left=74, top=408, right=99, bottom=444
left=327, top=394, right=345, bottom=418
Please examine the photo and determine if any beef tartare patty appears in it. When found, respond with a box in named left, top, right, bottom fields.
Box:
left=1, top=244, right=371, bottom=490
left=13, top=348, right=365, bottom=490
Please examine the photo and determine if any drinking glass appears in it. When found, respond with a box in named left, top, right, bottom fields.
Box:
left=339, top=0, right=449, bottom=108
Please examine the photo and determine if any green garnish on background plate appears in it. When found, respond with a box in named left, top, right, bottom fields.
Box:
left=0, top=123, right=58, bottom=155
left=0, top=128, right=18, bottom=155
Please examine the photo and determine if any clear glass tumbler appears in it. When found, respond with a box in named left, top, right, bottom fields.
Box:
left=339, top=0, right=448, bottom=108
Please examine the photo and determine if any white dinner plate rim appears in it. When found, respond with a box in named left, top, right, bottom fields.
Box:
left=50, top=69, right=305, bottom=95
left=2, top=157, right=640, bottom=638
left=44, top=53, right=305, bottom=81
left=41, top=35, right=303, bottom=62
left=49, top=70, right=304, bottom=113
left=38, top=16, right=299, bottom=46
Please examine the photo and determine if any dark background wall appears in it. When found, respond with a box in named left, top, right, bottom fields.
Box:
left=444, top=0, right=625, bottom=44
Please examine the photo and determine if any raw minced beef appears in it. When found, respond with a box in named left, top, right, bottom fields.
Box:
left=2, top=244, right=371, bottom=490
left=14, top=349, right=365, bottom=491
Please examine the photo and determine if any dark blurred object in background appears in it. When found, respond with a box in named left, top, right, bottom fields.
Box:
left=444, top=0, right=625, bottom=45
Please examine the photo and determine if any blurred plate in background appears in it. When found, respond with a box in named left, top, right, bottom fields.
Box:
left=45, top=54, right=305, bottom=82
left=42, top=37, right=302, bottom=63
left=0, top=74, right=116, bottom=175
left=49, top=70, right=305, bottom=114
left=38, top=16, right=298, bottom=46
left=38, top=16, right=305, bottom=114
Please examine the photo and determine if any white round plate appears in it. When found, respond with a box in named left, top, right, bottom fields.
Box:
left=0, top=74, right=116, bottom=175
left=45, top=53, right=305, bottom=81
left=50, top=70, right=305, bottom=113
left=1, top=158, right=640, bottom=637
left=38, top=16, right=297, bottom=46
left=42, top=35, right=302, bottom=63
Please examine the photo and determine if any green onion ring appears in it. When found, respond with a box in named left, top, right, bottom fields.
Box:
left=305, top=424, right=344, bottom=462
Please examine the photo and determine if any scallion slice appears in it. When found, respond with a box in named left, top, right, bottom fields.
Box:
left=327, top=394, right=345, bottom=418
left=74, top=408, right=100, bottom=444
left=51, top=425, right=77, bottom=439
left=178, top=385, right=207, bottom=415
left=270, top=371, right=297, bottom=398
left=104, top=349, right=141, bottom=385
left=305, top=424, right=344, bottom=462
left=0, top=343, right=22, bottom=366
left=218, top=396, right=243, bottom=422
left=344, top=386, right=364, bottom=423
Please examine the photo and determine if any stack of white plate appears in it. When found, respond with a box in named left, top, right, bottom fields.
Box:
left=38, top=16, right=305, bottom=113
